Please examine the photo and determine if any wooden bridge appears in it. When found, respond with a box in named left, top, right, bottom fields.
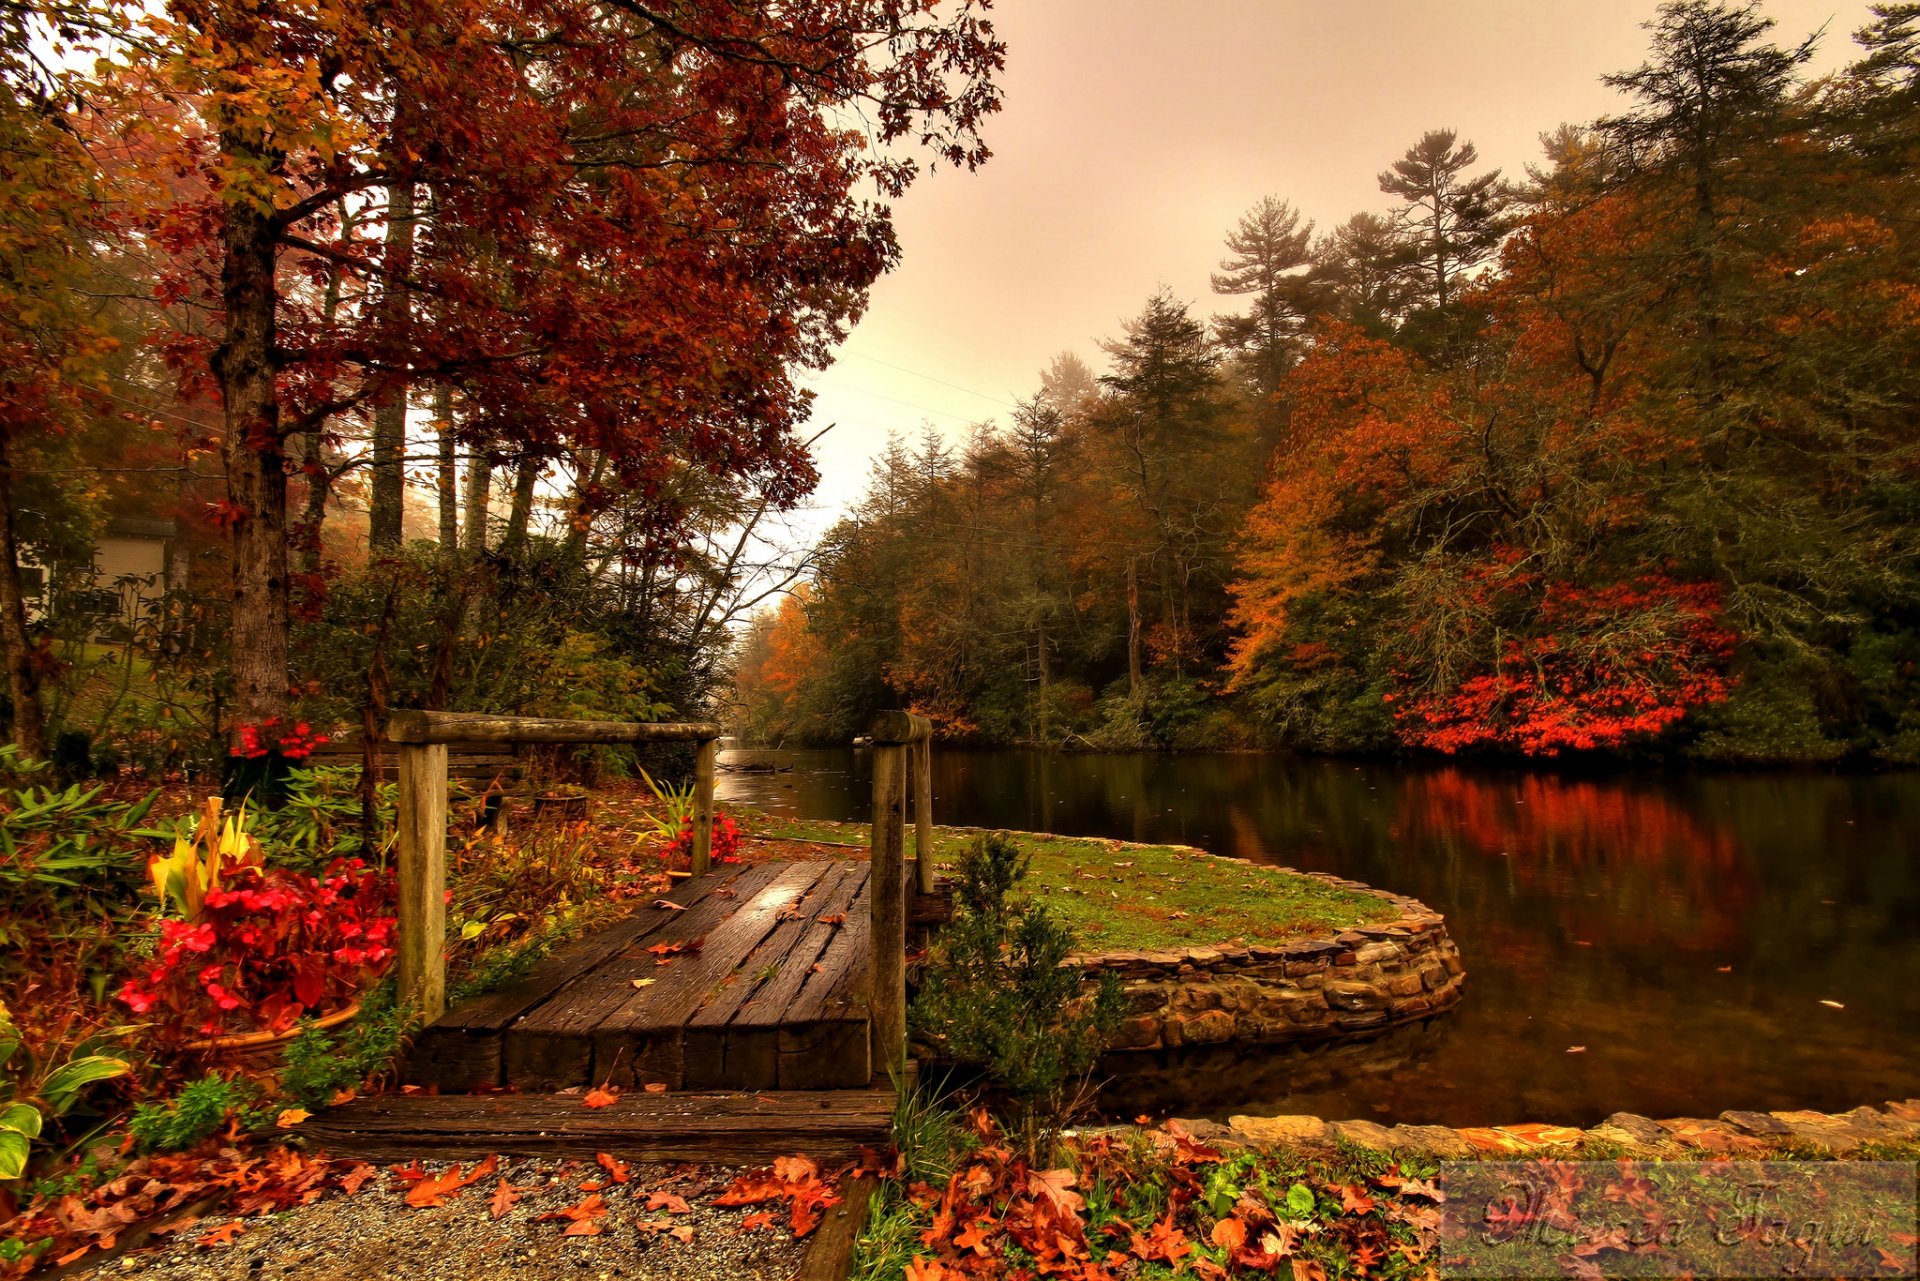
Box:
left=306, top=709, right=939, bottom=1165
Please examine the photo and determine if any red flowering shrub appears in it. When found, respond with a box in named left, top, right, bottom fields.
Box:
left=119, top=860, right=396, bottom=1038
left=663, top=814, right=742, bottom=866
left=230, top=718, right=327, bottom=762
left=1392, top=575, right=1737, bottom=755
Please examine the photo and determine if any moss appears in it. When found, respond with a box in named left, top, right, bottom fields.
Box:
left=741, top=814, right=1396, bottom=951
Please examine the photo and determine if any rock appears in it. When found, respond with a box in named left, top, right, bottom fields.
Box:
left=1325, top=982, right=1389, bottom=1012
left=1176, top=1009, right=1235, bottom=1045
left=1107, top=1015, right=1162, bottom=1051
left=1330, top=1119, right=1399, bottom=1151
left=1353, top=943, right=1399, bottom=965
left=1720, top=1110, right=1790, bottom=1136
left=1593, top=1112, right=1667, bottom=1147
left=1389, top=1125, right=1474, bottom=1158
left=1228, top=1114, right=1328, bottom=1146
left=1769, top=1111, right=1865, bottom=1153
left=1387, top=973, right=1425, bottom=997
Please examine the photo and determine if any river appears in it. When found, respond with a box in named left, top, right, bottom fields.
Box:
left=717, top=748, right=1920, bottom=1127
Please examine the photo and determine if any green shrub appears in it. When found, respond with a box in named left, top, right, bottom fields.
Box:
left=127, top=1073, right=269, bottom=1152
left=0, top=1000, right=131, bottom=1181
left=909, top=833, right=1123, bottom=1153
left=278, top=981, right=411, bottom=1110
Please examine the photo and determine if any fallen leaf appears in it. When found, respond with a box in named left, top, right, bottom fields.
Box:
left=646, top=941, right=684, bottom=957
left=338, top=1164, right=377, bottom=1195
left=275, top=1107, right=310, bottom=1128
left=669, top=1225, right=695, bottom=1244
left=196, top=1222, right=246, bottom=1248
left=643, top=1082, right=669, bottom=1094
left=489, top=1179, right=523, bottom=1219
left=652, top=898, right=686, bottom=911
left=647, top=1190, right=691, bottom=1214
left=1212, top=1217, right=1248, bottom=1252
left=583, top=1087, right=619, bottom=1109
left=596, top=1152, right=631, bottom=1184
left=329, top=1088, right=357, bottom=1106
left=630, top=978, right=657, bottom=989
left=1567, top=1045, right=1586, bottom=1054
left=1820, top=999, right=1845, bottom=1009
left=740, top=1210, right=778, bottom=1230
left=819, top=913, right=846, bottom=926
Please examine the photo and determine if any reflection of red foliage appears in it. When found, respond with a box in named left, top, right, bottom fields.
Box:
left=1394, top=575, right=1735, bottom=755
left=1402, top=769, right=1749, bottom=951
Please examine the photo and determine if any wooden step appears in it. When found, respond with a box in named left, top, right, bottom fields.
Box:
left=299, top=1087, right=896, bottom=1166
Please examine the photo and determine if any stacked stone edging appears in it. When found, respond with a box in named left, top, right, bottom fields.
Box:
left=1065, top=849, right=1465, bottom=1054
left=1179, top=1099, right=1920, bottom=1159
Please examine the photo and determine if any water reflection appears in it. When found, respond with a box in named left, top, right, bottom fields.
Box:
left=719, top=750, right=1920, bottom=1126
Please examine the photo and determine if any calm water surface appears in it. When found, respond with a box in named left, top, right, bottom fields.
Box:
left=718, top=749, right=1920, bottom=1127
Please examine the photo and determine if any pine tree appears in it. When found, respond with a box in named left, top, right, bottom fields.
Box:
left=1377, top=129, right=1508, bottom=317
left=1210, top=196, right=1318, bottom=401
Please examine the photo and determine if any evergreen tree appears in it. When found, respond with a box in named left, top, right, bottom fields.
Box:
left=1377, top=129, right=1509, bottom=321
left=1210, top=196, right=1318, bottom=402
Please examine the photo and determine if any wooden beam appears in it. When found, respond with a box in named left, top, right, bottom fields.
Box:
left=690, top=735, right=717, bottom=876
left=396, top=742, right=450, bottom=1022
left=387, top=710, right=722, bottom=745
left=866, top=710, right=931, bottom=745
left=868, top=740, right=907, bottom=1076
left=913, top=739, right=934, bottom=894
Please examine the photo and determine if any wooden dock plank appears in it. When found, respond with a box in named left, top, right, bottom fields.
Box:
left=408, top=870, right=733, bottom=1088
left=300, top=1087, right=895, bottom=1166
left=778, top=873, right=874, bottom=1089
left=593, top=860, right=834, bottom=1087
left=684, top=862, right=869, bottom=1089
left=501, top=861, right=786, bottom=1090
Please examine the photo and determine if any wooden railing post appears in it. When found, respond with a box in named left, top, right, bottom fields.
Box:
left=396, top=741, right=450, bottom=1022
left=690, top=735, right=717, bottom=877
left=913, top=740, right=934, bottom=895
left=867, top=711, right=929, bottom=1077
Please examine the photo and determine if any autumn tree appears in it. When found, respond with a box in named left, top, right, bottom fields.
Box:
left=1377, top=129, right=1508, bottom=339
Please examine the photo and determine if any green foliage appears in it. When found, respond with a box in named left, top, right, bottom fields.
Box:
left=0, top=1000, right=132, bottom=1181
left=910, top=833, right=1124, bottom=1150
left=126, top=1072, right=269, bottom=1153
left=0, top=767, right=164, bottom=954
left=277, top=981, right=411, bottom=1110
left=248, top=765, right=394, bottom=870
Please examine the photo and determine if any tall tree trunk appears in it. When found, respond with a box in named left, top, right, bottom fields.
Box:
left=216, top=186, right=291, bottom=731
left=0, top=431, right=46, bottom=758
left=1125, top=556, right=1143, bottom=701
left=433, top=385, right=458, bottom=563
left=462, top=438, right=492, bottom=555
left=294, top=428, right=331, bottom=575
left=368, top=165, right=415, bottom=552
left=1035, top=617, right=1050, bottom=746
left=502, top=450, right=538, bottom=554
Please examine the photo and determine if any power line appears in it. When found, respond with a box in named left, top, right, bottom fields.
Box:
left=842, top=352, right=1022, bottom=411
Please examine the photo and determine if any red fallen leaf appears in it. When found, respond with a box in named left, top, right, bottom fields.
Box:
left=1291, top=1258, right=1328, bottom=1281
left=740, top=1210, right=778, bottom=1230
left=197, top=1221, right=246, bottom=1248
left=647, top=1190, right=691, bottom=1214
left=683, top=934, right=707, bottom=953
left=819, top=913, right=846, bottom=926
left=539, top=1192, right=608, bottom=1236
left=1130, top=1213, right=1191, bottom=1264
left=646, top=941, right=684, bottom=957
left=1027, top=1167, right=1084, bottom=1217
left=791, top=1199, right=826, bottom=1239
left=596, top=1153, right=631, bottom=1184
left=577, top=1179, right=606, bottom=1193
left=489, top=1179, right=523, bottom=1219
left=773, top=1155, right=818, bottom=1184
left=337, top=1164, right=377, bottom=1195
left=669, top=1225, right=695, bottom=1244
left=583, top=1086, right=619, bottom=1109
left=389, top=1159, right=429, bottom=1185
left=952, top=1216, right=997, bottom=1254
left=406, top=1166, right=470, bottom=1208
left=652, top=898, right=686, bottom=911
left=905, top=1258, right=957, bottom=1281
left=1334, top=1182, right=1375, bottom=1215
left=1212, top=1217, right=1248, bottom=1252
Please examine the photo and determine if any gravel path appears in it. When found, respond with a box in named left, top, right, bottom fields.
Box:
left=83, top=1159, right=810, bottom=1281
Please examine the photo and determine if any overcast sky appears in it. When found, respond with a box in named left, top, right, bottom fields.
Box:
left=786, top=0, right=1871, bottom=543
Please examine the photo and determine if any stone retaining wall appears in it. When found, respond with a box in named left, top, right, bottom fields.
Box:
left=1071, top=860, right=1465, bottom=1053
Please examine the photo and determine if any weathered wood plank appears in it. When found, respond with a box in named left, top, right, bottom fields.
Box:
left=794, top=1176, right=877, bottom=1281
left=690, top=736, right=716, bottom=876
left=405, top=871, right=730, bottom=1089
left=914, top=740, right=934, bottom=894
left=868, top=740, right=907, bottom=1075
left=300, top=1087, right=895, bottom=1166
left=387, top=710, right=721, bottom=745
left=786, top=872, right=872, bottom=1026
left=500, top=862, right=786, bottom=1090
left=685, top=862, right=867, bottom=1089
left=867, top=710, right=931, bottom=744
left=593, top=861, right=832, bottom=1088
left=396, top=743, right=450, bottom=1022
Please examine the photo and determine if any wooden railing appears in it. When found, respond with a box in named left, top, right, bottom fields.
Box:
left=865, top=710, right=932, bottom=1076
left=387, top=710, right=721, bottom=1021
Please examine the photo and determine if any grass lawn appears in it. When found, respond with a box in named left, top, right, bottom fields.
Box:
left=734, top=812, right=1398, bottom=952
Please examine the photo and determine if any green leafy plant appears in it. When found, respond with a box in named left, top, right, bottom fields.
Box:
left=637, top=767, right=696, bottom=839
left=909, top=832, right=1124, bottom=1153
left=0, top=1001, right=131, bottom=1181
left=277, top=982, right=411, bottom=1110
left=126, top=1072, right=269, bottom=1153
left=249, top=765, right=395, bottom=870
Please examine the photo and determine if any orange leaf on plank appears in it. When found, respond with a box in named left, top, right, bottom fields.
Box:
left=582, top=1086, right=619, bottom=1109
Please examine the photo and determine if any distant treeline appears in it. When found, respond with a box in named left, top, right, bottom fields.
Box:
left=733, top=2, right=1920, bottom=765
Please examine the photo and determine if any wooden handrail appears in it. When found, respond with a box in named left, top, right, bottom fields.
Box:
left=389, top=710, right=720, bottom=1022
left=865, top=710, right=931, bottom=1077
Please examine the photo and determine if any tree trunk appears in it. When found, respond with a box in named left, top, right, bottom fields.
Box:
left=434, top=385, right=458, bottom=563
left=294, top=428, right=331, bottom=575
left=367, top=171, right=416, bottom=552
left=462, top=438, right=492, bottom=555
left=1125, top=556, right=1143, bottom=701
left=502, top=450, right=538, bottom=553
left=0, top=431, right=46, bottom=758
left=217, top=185, right=292, bottom=731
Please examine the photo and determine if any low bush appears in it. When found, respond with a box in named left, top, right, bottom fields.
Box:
left=909, top=832, right=1123, bottom=1153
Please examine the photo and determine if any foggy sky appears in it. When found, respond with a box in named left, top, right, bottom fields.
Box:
left=790, top=0, right=1870, bottom=542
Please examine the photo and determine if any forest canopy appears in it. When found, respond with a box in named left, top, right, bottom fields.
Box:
left=734, top=1, right=1920, bottom=765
